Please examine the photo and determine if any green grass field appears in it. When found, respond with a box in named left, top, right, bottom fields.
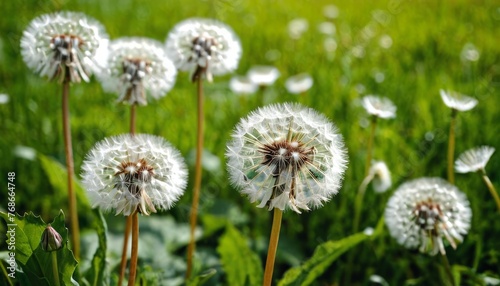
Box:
left=1, top=0, right=499, bottom=285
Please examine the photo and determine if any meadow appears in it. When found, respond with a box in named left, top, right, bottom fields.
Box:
left=0, top=0, right=499, bottom=285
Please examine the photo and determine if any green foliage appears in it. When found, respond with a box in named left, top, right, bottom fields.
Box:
left=278, top=232, right=369, bottom=286
left=0, top=211, right=78, bottom=286
left=217, top=224, right=263, bottom=286
left=82, top=210, right=108, bottom=286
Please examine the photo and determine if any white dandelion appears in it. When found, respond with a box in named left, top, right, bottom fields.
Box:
left=440, top=89, right=478, bottom=112
left=455, top=146, right=500, bottom=211
left=455, top=146, right=495, bottom=174
left=285, top=73, right=313, bottom=95
left=361, top=95, right=396, bottom=119
left=226, top=103, right=348, bottom=213
left=165, top=18, right=241, bottom=82
left=21, top=11, right=109, bottom=83
left=229, top=75, right=258, bottom=95
left=368, top=161, right=392, bottom=193
left=288, top=18, right=309, bottom=39
left=81, top=134, right=188, bottom=216
left=247, top=65, right=280, bottom=87
left=385, top=177, right=472, bottom=256
left=97, top=37, right=177, bottom=105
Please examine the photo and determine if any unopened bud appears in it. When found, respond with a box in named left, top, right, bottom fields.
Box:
left=41, top=224, right=63, bottom=252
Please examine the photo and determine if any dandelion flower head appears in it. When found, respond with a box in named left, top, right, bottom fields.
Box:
left=247, top=65, right=280, bottom=86
left=21, top=11, right=109, bottom=83
left=455, top=146, right=495, bottom=173
left=98, top=37, right=177, bottom=105
left=165, top=18, right=241, bottom=82
left=82, top=134, right=188, bottom=216
left=285, top=73, right=313, bottom=94
left=385, top=177, right=471, bottom=255
left=440, top=89, right=478, bottom=112
left=361, top=95, right=396, bottom=119
left=226, top=103, right=348, bottom=213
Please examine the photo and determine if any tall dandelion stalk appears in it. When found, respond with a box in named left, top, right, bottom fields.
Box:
left=165, top=17, right=241, bottom=278
left=226, top=103, right=347, bottom=285
left=96, top=37, right=177, bottom=284
left=21, top=11, right=109, bottom=259
left=385, top=178, right=471, bottom=286
left=455, top=146, right=500, bottom=211
left=81, top=134, right=188, bottom=285
left=440, top=89, right=478, bottom=184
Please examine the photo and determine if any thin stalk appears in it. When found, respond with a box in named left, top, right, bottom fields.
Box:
left=51, top=251, right=61, bottom=286
left=62, top=78, right=80, bottom=260
left=480, top=169, right=500, bottom=212
left=440, top=253, right=456, bottom=286
left=127, top=212, right=139, bottom=286
left=118, top=216, right=132, bottom=286
left=119, top=104, right=137, bottom=285
left=263, top=208, right=283, bottom=286
left=447, top=109, right=457, bottom=184
left=353, top=174, right=373, bottom=233
left=186, top=77, right=204, bottom=279
left=364, top=116, right=377, bottom=177
left=0, top=257, right=13, bottom=286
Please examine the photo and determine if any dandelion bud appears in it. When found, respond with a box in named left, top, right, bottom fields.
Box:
left=41, top=225, right=63, bottom=252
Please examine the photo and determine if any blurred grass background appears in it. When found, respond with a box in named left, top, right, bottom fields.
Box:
left=1, top=0, right=499, bottom=285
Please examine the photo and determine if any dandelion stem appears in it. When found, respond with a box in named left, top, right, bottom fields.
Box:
left=62, top=77, right=80, bottom=260
left=440, top=253, right=456, bottom=286
left=51, top=251, right=61, bottom=286
left=365, top=116, right=377, bottom=177
left=0, top=259, right=13, bottom=286
left=353, top=174, right=373, bottom=233
left=263, top=208, right=283, bottom=286
left=119, top=103, right=137, bottom=286
left=128, top=212, right=139, bottom=286
left=118, top=216, right=132, bottom=286
left=130, top=104, right=137, bottom=135
left=447, top=109, right=457, bottom=184
left=480, top=169, right=500, bottom=212
left=186, top=76, right=204, bottom=279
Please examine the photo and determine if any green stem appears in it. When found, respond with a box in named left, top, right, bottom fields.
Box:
left=263, top=208, right=283, bottom=286
left=440, top=253, right=456, bottom=286
left=186, top=76, right=204, bottom=279
left=51, top=251, right=61, bottom=286
left=447, top=109, right=457, bottom=184
left=365, top=116, right=377, bottom=177
left=62, top=78, right=80, bottom=260
left=480, top=169, right=500, bottom=212
left=0, top=258, right=13, bottom=286
left=127, top=212, right=139, bottom=286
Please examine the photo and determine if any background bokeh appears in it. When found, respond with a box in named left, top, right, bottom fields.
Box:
left=1, top=0, right=499, bottom=285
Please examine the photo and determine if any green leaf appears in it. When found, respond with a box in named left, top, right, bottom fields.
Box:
left=38, top=153, right=91, bottom=212
left=186, top=268, right=217, bottom=286
left=0, top=211, right=78, bottom=286
left=217, top=224, right=262, bottom=286
left=278, top=232, right=369, bottom=286
left=83, top=210, right=108, bottom=286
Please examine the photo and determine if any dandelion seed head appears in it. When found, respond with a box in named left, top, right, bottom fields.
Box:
left=247, top=65, right=280, bottom=86
left=21, top=11, right=109, bottom=83
left=361, top=95, right=396, bottom=119
left=369, top=161, right=391, bottom=193
left=288, top=18, right=309, bottom=39
left=440, top=89, right=478, bottom=112
left=98, top=37, right=177, bottom=105
left=81, top=134, right=188, bottom=216
left=285, top=73, right=313, bottom=95
left=229, top=75, right=258, bottom=95
left=385, top=177, right=471, bottom=256
left=455, top=146, right=495, bottom=173
left=165, top=18, right=241, bottom=82
left=226, top=103, right=348, bottom=213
